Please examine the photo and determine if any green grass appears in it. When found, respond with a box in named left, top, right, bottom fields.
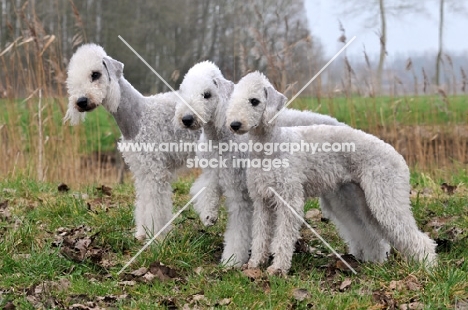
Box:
left=2, top=94, right=467, bottom=154
left=1, top=99, right=120, bottom=153
left=292, top=95, right=468, bottom=129
left=0, top=173, right=467, bottom=309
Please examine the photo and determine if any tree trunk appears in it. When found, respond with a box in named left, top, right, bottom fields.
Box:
left=377, top=0, right=386, bottom=95
left=436, top=0, right=444, bottom=86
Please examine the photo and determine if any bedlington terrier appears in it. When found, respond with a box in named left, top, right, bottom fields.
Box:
left=174, top=61, right=358, bottom=267
left=226, top=72, right=437, bottom=274
left=65, top=43, right=200, bottom=240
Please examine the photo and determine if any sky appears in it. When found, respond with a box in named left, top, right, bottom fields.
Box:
left=304, top=0, right=468, bottom=60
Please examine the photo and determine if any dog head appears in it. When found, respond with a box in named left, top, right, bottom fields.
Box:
left=174, top=61, right=234, bottom=131
left=64, top=44, right=123, bottom=125
left=226, top=72, right=287, bottom=134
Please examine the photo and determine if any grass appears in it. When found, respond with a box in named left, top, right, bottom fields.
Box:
left=293, top=95, right=468, bottom=129
left=2, top=94, right=465, bottom=154
left=0, top=173, right=467, bottom=309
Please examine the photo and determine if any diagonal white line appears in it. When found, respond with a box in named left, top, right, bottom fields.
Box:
left=269, top=36, right=357, bottom=123
left=118, top=35, right=207, bottom=123
left=268, top=187, right=357, bottom=274
left=117, top=187, right=207, bottom=275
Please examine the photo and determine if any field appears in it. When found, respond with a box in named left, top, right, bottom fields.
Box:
left=0, top=171, right=467, bottom=309
left=1, top=17, right=467, bottom=309
left=1, top=94, right=468, bottom=309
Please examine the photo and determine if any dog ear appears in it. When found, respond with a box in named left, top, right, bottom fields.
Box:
left=103, top=56, right=124, bottom=79
left=265, top=86, right=287, bottom=110
left=214, top=77, right=234, bottom=99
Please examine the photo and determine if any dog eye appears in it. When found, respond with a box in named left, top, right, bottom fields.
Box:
left=91, top=71, right=101, bottom=81
left=203, top=92, right=212, bottom=99
left=249, top=98, right=260, bottom=106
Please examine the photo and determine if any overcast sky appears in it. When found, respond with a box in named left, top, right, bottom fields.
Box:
left=304, top=0, right=468, bottom=60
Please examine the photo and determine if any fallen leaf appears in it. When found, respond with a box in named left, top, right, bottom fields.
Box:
left=142, top=272, right=156, bottom=283
left=57, top=183, right=70, bottom=192
left=455, top=299, right=468, bottom=310
left=217, top=298, right=231, bottom=306
left=372, top=290, right=397, bottom=309
left=149, top=261, right=178, bottom=281
left=130, top=267, right=148, bottom=277
left=455, top=258, right=465, bottom=267
left=96, top=185, right=112, bottom=196
left=339, top=278, right=352, bottom=291
left=260, top=280, right=271, bottom=293
left=389, top=280, right=405, bottom=291
left=96, top=294, right=128, bottom=304
left=160, top=298, right=178, bottom=310
left=335, top=254, right=360, bottom=274
left=191, top=294, right=206, bottom=302
left=118, top=281, right=136, bottom=286
left=242, top=268, right=262, bottom=280
left=436, top=238, right=453, bottom=253
left=399, top=302, right=424, bottom=310
left=0, top=200, right=10, bottom=220
left=441, top=182, right=457, bottom=195
left=292, top=288, right=309, bottom=301
left=69, top=302, right=104, bottom=310
left=405, top=275, right=421, bottom=291
left=305, top=209, right=321, bottom=221
left=2, top=301, right=16, bottom=310
left=53, top=226, right=109, bottom=267
left=294, top=239, right=316, bottom=254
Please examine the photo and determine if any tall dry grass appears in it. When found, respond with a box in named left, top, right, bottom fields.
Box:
left=0, top=2, right=121, bottom=185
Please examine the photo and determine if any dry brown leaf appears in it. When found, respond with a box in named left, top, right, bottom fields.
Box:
left=399, top=302, right=424, bottom=310
left=130, top=267, right=148, bottom=277
left=217, top=298, right=231, bottom=306
left=2, top=301, right=16, bottom=310
left=0, top=200, right=10, bottom=220
left=305, top=209, right=321, bottom=221
left=441, top=182, right=457, bottom=195
left=339, top=278, right=352, bottom=291
left=142, top=272, right=156, bottom=283
left=455, top=299, right=468, bottom=310
left=149, top=261, right=178, bottom=281
left=335, top=254, right=360, bottom=273
left=69, top=302, right=104, bottom=310
left=405, top=276, right=421, bottom=291
left=57, top=183, right=70, bottom=192
left=242, top=268, right=262, bottom=280
left=292, top=288, right=309, bottom=301
left=96, top=185, right=112, bottom=196
left=96, top=294, right=128, bottom=304
left=191, top=294, right=206, bottom=302
left=372, top=290, right=397, bottom=309
left=118, top=281, right=136, bottom=286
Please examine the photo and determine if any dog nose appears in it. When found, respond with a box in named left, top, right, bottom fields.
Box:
left=76, top=97, right=88, bottom=109
left=182, top=115, right=194, bottom=127
left=230, top=121, right=242, bottom=131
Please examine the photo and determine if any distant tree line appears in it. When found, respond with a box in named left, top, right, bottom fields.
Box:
left=0, top=0, right=323, bottom=95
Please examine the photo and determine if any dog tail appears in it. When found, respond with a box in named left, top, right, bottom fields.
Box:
left=360, top=165, right=437, bottom=267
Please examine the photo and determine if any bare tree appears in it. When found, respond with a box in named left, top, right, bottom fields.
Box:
left=435, top=0, right=467, bottom=86
left=337, top=0, right=424, bottom=94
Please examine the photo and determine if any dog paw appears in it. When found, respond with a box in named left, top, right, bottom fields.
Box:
left=200, top=213, right=218, bottom=226
left=266, top=265, right=287, bottom=276
left=244, top=260, right=260, bottom=270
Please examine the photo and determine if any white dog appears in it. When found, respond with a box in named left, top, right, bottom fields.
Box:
left=174, top=61, right=349, bottom=266
left=65, top=44, right=200, bottom=239
left=226, top=72, right=437, bottom=274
